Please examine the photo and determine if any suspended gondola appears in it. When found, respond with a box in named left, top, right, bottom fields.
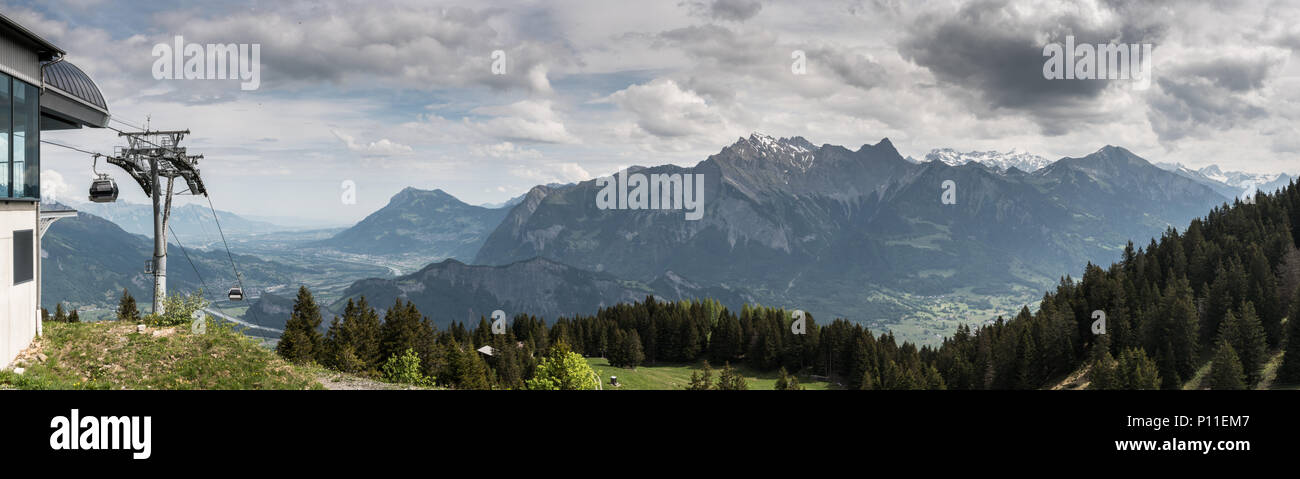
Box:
left=227, top=271, right=245, bottom=301
left=88, top=174, right=118, bottom=202
left=87, top=155, right=118, bottom=202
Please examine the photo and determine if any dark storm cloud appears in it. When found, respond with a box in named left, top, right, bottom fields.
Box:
left=1146, top=55, right=1278, bottom=141
left=152, top=4, right=568, bottom=93
left=898, top=0, right=1166, bottom=131
left=657, top=24, right=780, bottom=68
left=813, top=47, right=887, bottom=90
left=1175, top=56, right=1277, bottom=92
left=708, top=0, right=763, bottom=21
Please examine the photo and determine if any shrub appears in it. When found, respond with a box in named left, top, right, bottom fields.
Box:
left=381, top=348, right=429, bottom=386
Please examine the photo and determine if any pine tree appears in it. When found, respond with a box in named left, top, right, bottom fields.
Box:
left=1087, top=335, right=1117, bottom=390
left=489, top=335, right=524, bottom=389
left=1218, top=304, right=1268, bottom=385
left=54, top=303, right=67, bottom=322
left=1247, top=247, right=1284, bottom=347
left=117, top=289, right=140, bottom=322
left=338, top=297, right=383, bottom=373
left=276, top=286, right=324, bottom=364
left=1206, top=341, right=1247, bottom=390
left=1114, top=347, right=1161, bottom=390
left=687, top=361, right=713, bottom=390
left=622, top=329, right=644, bottom=369
left=860, top=367, right=877, bottom=390
left=438, top=340, right=491, bottom=390
left=323, top=316, right=362, bottom=373
left=379, top=298, right=422, bottom=364
left=715, top=362, right=748, bottom=390
left=774, top=367, right=802, bottom=390
left=1276, top=285, right=1300, bottom=383
left=68, top=310, right=80, bottom=323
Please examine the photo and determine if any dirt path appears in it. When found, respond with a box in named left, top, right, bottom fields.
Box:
left=314, top=370, right=410, bottom=390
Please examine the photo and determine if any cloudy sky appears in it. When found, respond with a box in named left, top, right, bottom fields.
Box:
left=14, top=0, right=1300, bottom=224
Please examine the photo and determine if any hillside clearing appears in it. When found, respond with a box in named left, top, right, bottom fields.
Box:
left=0, top=320, right=322, bottom=390
left=586, top=357, right=835, bottom=390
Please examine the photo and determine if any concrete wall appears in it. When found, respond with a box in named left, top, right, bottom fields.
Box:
left=0, top=202, right=38, bottom=368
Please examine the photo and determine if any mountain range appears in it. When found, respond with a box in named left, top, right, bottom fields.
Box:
left=471, top=134, right=1231, bottom=325
left=1154, top=162, right=1295, bottom=200
left=72, top=201, right=285, bottom=244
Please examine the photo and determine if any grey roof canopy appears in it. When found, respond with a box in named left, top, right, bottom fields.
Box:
left=43, top=61, right=107, bottom=110
left=40, top=60, right=110, bottom=130
left=0, top=13, right=111, bottom=129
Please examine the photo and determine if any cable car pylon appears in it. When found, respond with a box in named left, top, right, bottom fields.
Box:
left=96, top=127, right=207, bottom=315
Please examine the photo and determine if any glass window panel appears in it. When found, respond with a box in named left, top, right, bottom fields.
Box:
left=0, top=74, right=9, bottom=198
left=21, top=81, right=38, bottom=199
left=12, top=78, right=28, bottom=199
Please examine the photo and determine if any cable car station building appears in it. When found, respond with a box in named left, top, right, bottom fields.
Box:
left=0, top=13, right=109, bottom=367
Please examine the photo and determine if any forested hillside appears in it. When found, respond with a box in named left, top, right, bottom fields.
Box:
left=278, top=181, right=1300, bottom=389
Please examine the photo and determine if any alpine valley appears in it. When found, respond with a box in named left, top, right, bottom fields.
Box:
left=44, top=134, right=1286, bottom=345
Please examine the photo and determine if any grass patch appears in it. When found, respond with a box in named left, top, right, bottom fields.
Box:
left=0, top=320, right=322, bottom=390
left=586, top=357, right=835, bottom=390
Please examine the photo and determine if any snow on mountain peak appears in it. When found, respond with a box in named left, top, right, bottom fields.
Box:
left=735, top=133, right=817, bottom=171
left=924, top=148, right=1051, bottom=173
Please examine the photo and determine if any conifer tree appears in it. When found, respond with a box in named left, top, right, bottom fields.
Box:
left=1276, top=286, right=1300, bottom=383
left=687, top=361, right=714, bottom=390
left=277, top=286, right=324, bottom=364
left=622, top=329, right=645, bottom=369
left=447, top=342, right=491, bottom=390
left=339, top=297, right=382, bottom=372
left=1114, top=347, right=1161, bottom=389
left=1207, top=341, right=1247, bottom=390
left=117, top=289, right=140, bottom=322
left=489, top=335, right=525, bottom=389
left=923, top=365, right=947, bottom=390
left=774, top=367, right=802, bottom=390
left=68, top=309, right=80, bottom=323
left=54, top=303, right=66, bottom=322
left=1088, top=335, right=1117, bottom=390
left=1218, top=304, right=1268, bottom=385
left=1247, top=247, right=1284, bottom=347
left=379, top=298, right=423, bottom=364
left=860, top=367, right=877, bottom=390
left=715, top=362, right=748, bottom=390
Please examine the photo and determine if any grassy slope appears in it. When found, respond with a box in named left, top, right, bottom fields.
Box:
left=586, top=357, right=835, bottom=390
left=0, top=320, right=323, bottom=390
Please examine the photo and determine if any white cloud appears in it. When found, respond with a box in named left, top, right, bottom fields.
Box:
left=605, top=78, right=726, bottom=138
left=467, top=100, right=578, bottom=143
left=470, top=142, right=543, bottom=160
left=40, top=169, right=75, bottom=205
left=510, top=162, right=590, bottom=184
left=331, top=129, right=414, bottom=156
